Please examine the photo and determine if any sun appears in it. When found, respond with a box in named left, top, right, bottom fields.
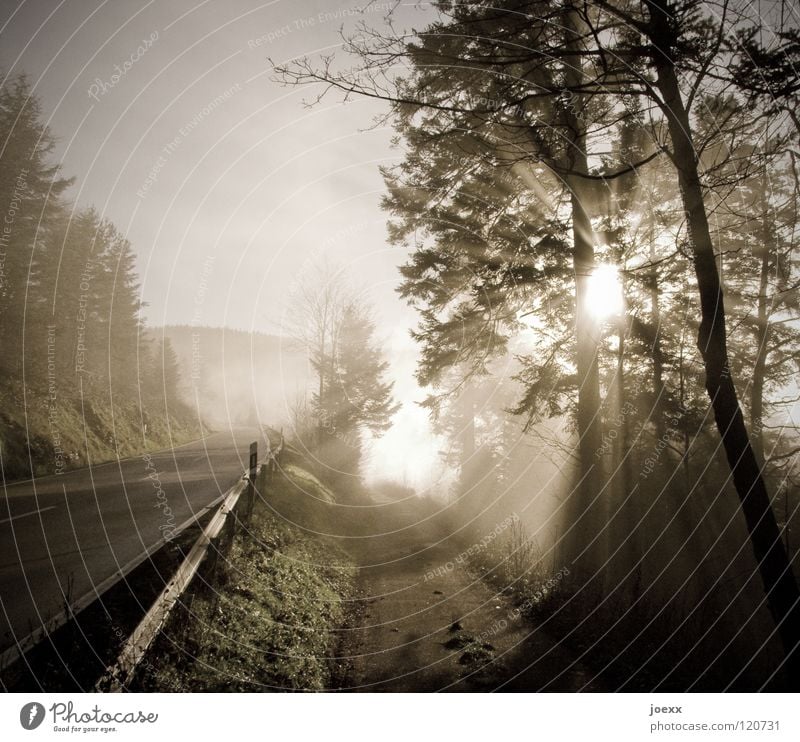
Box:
left=586, top=264, right=624, bottom=320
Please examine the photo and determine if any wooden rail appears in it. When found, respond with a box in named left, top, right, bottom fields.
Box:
left=96, top=433, right=283, bottom=691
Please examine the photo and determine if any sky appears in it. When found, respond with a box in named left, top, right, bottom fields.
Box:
left=0, top=0, right=451, bottom=492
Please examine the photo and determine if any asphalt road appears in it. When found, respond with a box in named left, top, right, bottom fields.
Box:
left=0, top=427, right=266, bottom=661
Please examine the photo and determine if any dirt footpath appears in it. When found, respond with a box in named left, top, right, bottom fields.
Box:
left=336, top=499, right=601, bottom=692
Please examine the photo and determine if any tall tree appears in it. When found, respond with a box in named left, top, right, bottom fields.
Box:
left=634, top=0, right=800, bottom=676
left=287, top=272, right=399, bottom=483
left=317, top=303, right=399, bottom=439
left=0, top=74, right=71, bottom=379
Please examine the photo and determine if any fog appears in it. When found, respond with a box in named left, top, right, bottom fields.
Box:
left=0, top=0, right=459, bottom=492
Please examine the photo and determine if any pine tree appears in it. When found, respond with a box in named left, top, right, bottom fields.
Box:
left=313, top=301, right=399, bottom=482
left=0, top=74, right=71, bottom=381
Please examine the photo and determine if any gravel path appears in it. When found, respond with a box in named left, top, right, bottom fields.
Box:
left=337, top=499, right=602, bottom=692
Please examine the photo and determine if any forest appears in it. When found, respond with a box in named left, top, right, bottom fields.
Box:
left=0, top=75, right=199, bottom=481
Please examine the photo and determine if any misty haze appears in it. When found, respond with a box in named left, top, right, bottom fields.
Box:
left=0, top=0, right=798, bottom=695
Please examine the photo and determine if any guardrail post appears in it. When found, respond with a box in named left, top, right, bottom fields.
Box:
left=246, top=441, right=258, bottom=519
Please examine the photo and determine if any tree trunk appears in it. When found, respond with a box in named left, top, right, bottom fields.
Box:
left=677, top=310, right=692, bottom=488
left=649, top=234, right=668, bottom=443
left=563, top=3, right=605, bottom=587
left=609, top=306, right=640, bottom=597
left=751, top=166, right=771, bottom=464
left=651, top=21, right=800, bottom=677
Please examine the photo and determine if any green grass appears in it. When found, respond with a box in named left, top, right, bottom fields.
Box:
left=133, top=462, right=357, bottom=692
left=281, top=462, right=338, bottom=504
left=0, top=381, right=203, bottom=481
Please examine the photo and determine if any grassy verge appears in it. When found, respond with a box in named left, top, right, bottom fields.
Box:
left=133, top=457, right=357, bottom=692
left=0, top=382, right=204, bottom=481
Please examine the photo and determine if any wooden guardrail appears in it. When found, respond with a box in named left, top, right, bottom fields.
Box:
left=96, top=433, right=284, bottom=692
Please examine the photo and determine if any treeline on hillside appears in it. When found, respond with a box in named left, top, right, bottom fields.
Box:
left=150, top=325, right=309, bottom=427
left=277, top=0, right=800, bottom=687
left=0, top=75, right=200, bottom=480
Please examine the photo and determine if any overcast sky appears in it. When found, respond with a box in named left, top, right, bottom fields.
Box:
left=0, top=0, right=450, bottom=491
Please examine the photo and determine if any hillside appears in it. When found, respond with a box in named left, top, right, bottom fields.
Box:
left=0, top=380, right=203, bottom=482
